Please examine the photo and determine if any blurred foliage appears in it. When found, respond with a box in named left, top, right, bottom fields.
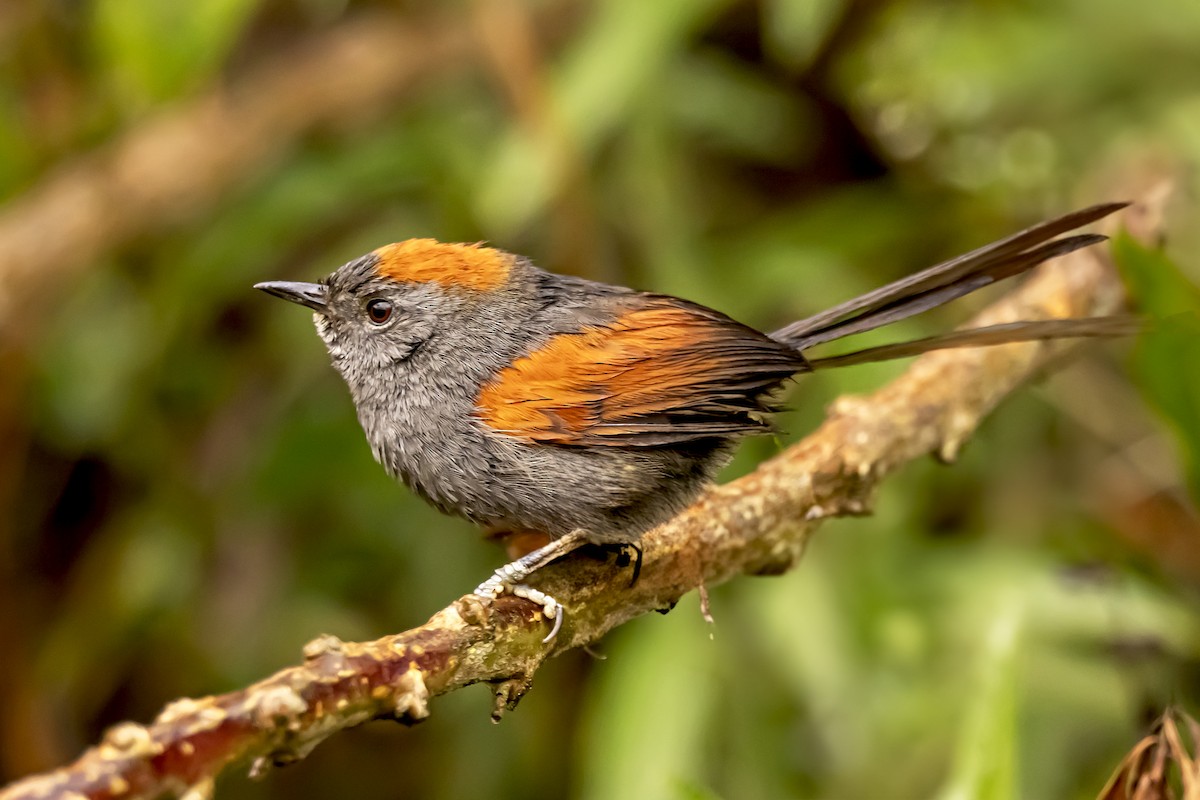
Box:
left=1114, top=234, right=1200, bottom=501
left=2, top=1, right=1200, bottom=799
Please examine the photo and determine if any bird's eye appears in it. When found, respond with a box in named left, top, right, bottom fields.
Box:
left=365, top=298, right=393, bottom=325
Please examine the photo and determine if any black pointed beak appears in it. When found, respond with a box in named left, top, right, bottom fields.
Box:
left=254, top=281, right=328, bottom=312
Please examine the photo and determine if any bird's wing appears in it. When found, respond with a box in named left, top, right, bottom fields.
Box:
left=475, top=296, right=806, bottom=447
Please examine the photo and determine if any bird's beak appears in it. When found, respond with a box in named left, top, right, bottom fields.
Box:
left=254, top=281, right=328, bottom=312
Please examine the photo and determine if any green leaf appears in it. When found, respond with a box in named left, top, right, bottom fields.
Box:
left=1112, top=231, right=1200, bottom=499
left=92, top=0, right=259, bottom=105
left=476, top=0, right=732, bottom=235
left=937, top=593, right=1023, bottom=800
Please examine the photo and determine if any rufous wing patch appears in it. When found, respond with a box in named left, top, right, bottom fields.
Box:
left=475, top=297, right=806, bottom=446
left=372, top=239, right=513, bottom=292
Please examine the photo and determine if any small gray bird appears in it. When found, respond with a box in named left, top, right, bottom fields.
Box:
left=257, top=202, right=1133, bottom=640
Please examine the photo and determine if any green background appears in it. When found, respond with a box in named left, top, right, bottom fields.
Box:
left=2, top=1, right=1200, bottom=798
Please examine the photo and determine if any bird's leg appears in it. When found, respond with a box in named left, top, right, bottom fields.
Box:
left=474, top=530, right=589, bottom=642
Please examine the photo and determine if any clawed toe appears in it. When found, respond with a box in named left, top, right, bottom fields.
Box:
left=473, top=578, right=564, bottom=642
left=471, top=532, right=589, bottom=642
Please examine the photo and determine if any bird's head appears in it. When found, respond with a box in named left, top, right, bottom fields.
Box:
left=255, top=239, right=523, bottom=384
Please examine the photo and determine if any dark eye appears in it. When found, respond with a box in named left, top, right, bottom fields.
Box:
left=365, top=298, right=393, bottom=325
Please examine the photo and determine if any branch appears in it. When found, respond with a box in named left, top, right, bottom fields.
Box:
left=1, top=196, right=1156, bottom=800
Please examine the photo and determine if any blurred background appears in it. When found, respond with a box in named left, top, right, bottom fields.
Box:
left=2, top=1, right=1200, bottom=798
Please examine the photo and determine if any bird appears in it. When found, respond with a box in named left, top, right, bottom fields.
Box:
left=256, top=201, right=1134, bottom=640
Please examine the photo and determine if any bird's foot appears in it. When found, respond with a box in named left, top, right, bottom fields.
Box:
left=472, top=530, right=588, bottom=643
left=473, top=578, right=563, bottom=642
left=612, top=542, right=643, bottom=587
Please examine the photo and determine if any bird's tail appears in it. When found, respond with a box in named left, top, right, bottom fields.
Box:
left=802, top=316, right=1140, bottom=370
left=770, top=202, right=1132, bottom=365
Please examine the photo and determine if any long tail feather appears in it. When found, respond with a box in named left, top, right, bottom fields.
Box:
left=804, top=316, right=1140, bottom=370
left=772, top=202, right=1128, bottom=350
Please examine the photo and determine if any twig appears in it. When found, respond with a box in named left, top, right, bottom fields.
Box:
left=0, top=196, right=1150, bottom=800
